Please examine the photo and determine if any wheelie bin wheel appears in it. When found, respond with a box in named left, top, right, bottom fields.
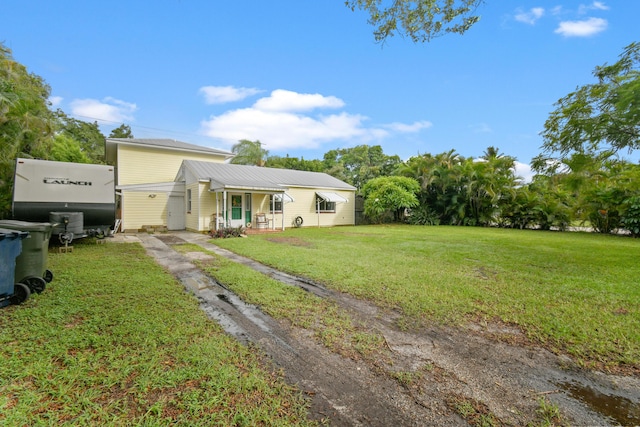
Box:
left=44, top=269, right=53, bottom=283
left=21, top=276, right=46, bottom=294
left=9, top=283, right=31, bottom=305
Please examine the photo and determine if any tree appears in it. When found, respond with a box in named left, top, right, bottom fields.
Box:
left=322, top=145, right=401, bottom=190
left=0, top=43, right=55, bottom=217
left=54, top=110, right=106, bottom=164
left=265, top=155, right=324, bottom=172
left=540, top=42, right=640, bottom=161
left=109, top=124, right=133, bottom=139
left=50, top=134, right=91, bottom=163
left=361, top=176, right=420, bottom=223
left=230, top=139, right=269, bottom=166
left=346, top=0, right=484, bottom=43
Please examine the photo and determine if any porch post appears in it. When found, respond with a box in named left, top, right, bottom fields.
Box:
left=271, top=194, right=275, bottom=230
left=215, top=192, right=220, bottom=231
left=223, top=190, right=228, bottom=228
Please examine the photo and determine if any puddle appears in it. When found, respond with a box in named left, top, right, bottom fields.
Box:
left=558, top=381, right=640, bottom=426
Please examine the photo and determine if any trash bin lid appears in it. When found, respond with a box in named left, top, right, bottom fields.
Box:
left=0, top=220, right=53, bottom=232
left=0, top=227, right=29, bottom=240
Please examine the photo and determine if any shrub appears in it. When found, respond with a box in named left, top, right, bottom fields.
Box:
left=622, top=196, right=640, bottom=237
left=209, top=226, right=244, bottom=239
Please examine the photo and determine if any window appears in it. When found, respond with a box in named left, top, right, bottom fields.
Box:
left=317, top=198, right=336, bottom=213
left=269, top=195, right=282, bottom=213
left=187, top=189, right=192, bottom=213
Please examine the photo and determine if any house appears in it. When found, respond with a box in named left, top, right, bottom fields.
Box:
left=105, top=138, right=233, bottom=232
left=105, top=138, right=356, bottom=232
left=177, top=160, right=356, bottom=232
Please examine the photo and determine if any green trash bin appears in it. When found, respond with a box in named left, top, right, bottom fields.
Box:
left=0, top=220, right=54, bottom=294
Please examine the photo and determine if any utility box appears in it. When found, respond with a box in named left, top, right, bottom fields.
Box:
left=0, top=228, right=30, bottom=307
left=0, top=220, right=54, bottom=294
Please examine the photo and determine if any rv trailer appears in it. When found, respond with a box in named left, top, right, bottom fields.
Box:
left=12, top=158, right=116, bottom=241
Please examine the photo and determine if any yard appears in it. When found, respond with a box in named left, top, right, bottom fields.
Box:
left=0, top=243, right=314, bottom=426
left=213, top=225, right=640, bottom=372
left=1, top=225, right=638, bottom=426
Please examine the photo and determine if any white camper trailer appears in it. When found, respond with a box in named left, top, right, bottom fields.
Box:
left=12, top=158, right=116, bottom=239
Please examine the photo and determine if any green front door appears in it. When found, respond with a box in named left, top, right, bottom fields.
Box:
left=231, top=195, right=242, bottom=220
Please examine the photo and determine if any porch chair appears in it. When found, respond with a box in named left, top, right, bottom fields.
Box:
left=254, top=213, right=271, bottom=229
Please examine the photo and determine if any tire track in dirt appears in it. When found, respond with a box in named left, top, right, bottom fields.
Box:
left=143, top=232, right=639, bottom=426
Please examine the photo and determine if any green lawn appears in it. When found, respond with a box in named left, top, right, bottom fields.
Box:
left=0, top=243, right=315, bottom=426
left=212, top=225, right=640, bottom=371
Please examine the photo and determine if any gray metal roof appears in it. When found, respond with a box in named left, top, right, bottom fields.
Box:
left=105, top=138, right=233, bottom=162
left=181, top=160, right=356, bottom=192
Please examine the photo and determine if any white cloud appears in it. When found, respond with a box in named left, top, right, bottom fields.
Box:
left=471, top=123, right=492, bottom=133
left=579, top=1, right=609, bottom=14
left=555, top=17, right=608, bottom=37
left=48, top=96, right=63, bottom=107
left=200, top=89, right=429, bottom=152
left=385, top=121, right=432, bottom=133
left=199, top=85, right=262, bottom=104
left=514, top=161, right=534, bottom=183
left=70, top=97, right=137, bottom=123
left=515, top=7, right=545, bottom=25
left=253, top=89, right=345, bottom=112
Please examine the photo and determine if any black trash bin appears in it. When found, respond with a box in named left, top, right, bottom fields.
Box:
left=0, top=228, right=30, bottom=307
left=0, top=220, right=54, bottom=294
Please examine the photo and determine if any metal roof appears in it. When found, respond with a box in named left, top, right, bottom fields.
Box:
left=181, top=160, right=356, bottom=192
left=105, top=138, right=234, bottom=162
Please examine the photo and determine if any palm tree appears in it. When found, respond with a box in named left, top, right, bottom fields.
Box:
left=230, top=139, right=269, bottom=166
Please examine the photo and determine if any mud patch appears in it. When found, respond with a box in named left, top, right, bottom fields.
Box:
left=266, top=236, right=314, bottom=247
left=558, top=381, right=640, bottom=426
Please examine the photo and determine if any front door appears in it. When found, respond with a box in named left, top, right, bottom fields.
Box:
left=229, top=194, right=243, bottom=227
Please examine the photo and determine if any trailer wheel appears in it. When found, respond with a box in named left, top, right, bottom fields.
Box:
left=10, top=283, right=31, bottom=305
left=294, top=216, right=304, bottom=227
left=44, top=269, right=54, bottom=283
left=21, top=276, right=46, bottom=294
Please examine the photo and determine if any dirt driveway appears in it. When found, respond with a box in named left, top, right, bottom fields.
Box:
left=137, top=232, right=639, bottom=426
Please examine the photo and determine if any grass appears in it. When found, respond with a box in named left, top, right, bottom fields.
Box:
left=0, top=242, right=315, bottom=426
left=211, top=225, right=640, bottom=372
left=173, top=243, right=386, bottom=360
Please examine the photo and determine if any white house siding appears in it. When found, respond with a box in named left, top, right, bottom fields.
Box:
left=121, top=191, right=168, bottom=231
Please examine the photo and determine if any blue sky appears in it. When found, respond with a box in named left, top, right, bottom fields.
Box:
left=3, top=1, right=637, bottom=180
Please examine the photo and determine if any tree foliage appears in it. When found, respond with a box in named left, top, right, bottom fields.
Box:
left=230, top=139, right=269, bottom=166
left=346, top=0, right=484, bottom=43
left=109, top=124, right=134, bottom=139
left=265, top=155, right=324, bottom=172
left=540, top=42, right=640, bottom=161
left=361, top=176, right=420, bottom=222
left=322, top=145, right=401, bottom=190
left=0, top=43, right=55, bottom=217
left=54, top=110, right=106, bottom=164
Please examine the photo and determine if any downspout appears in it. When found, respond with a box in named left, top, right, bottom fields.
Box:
left=317, top=197, right=320, bottom=228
